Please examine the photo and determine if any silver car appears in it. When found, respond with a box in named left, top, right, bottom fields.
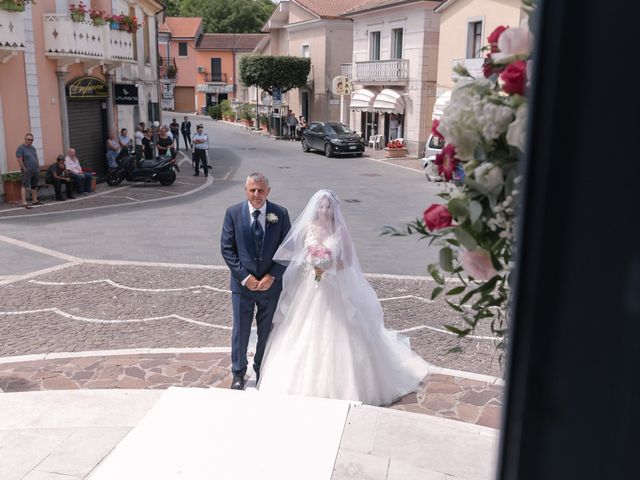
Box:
left=420, top=134, right=445, bottom=181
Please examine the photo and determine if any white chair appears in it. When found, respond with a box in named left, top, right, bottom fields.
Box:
left=368, top=134, right=382, bottom=150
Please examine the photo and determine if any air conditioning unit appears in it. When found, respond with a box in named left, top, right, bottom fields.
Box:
left=197, top=66, right=206, bottom=73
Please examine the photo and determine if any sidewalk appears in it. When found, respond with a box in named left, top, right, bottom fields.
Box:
left=0, top=152, right=210, bottom=219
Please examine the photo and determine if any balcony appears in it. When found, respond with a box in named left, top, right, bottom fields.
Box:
left=0, top=8, right=25, bottom=63
left=203, top=72, right=228, bottom=83
left=43, top=14, right=134, bottom=69
left=159, top=57, right=177, bottom=80
left=451, top=58, right=484, bottom=79
left=341, top=63, right=352, bottom=79
left=351, top=59, right=409, bottom=84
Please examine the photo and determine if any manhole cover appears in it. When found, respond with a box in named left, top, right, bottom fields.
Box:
left=344, top=199, right=361, bottom=203
left=235, top=147, right=257, bottom=151
left=278, top=166, right=291, bottom=169
left=360, top=173, right=382, bottom=177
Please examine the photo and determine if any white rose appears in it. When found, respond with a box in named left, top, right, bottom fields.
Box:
left=493, top=26, right=532, bottom=64
left=473, top=102, right=514, bottom=141
left=474, top=163, right=504, bottom=192
left=506, top=103, right=527, bottom=152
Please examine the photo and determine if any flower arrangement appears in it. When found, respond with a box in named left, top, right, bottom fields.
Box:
left=68, top=2, right=87, bottom=21
left=384, top=0, right=536, bottom=356
left=386, top=139, right=406, bottom=149
left=88, top=8, right=107, bottom=26
left=0, top=171, right=22, bottom=182
left=307, top=245, right=333, bottom=282
left=118, top=14, right=140, bottom=32
left=0, top=0, right=35, bottom=12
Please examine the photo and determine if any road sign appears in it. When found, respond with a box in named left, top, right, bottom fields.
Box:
left=272, top=87, right=282, bottom=106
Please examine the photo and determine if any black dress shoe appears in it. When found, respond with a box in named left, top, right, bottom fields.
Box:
left=230, top=374, right=245, bottom=390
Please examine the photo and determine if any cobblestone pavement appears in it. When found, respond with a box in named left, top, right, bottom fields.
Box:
left=0, top=352, right=502, bottom=430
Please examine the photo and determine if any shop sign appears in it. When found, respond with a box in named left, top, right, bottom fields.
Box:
left=66, top=76, right=109, bottom=99
left=114, top=84, right=139, bottom=105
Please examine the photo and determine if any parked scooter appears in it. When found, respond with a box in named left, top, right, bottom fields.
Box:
left=106, top=148, right=179, bottom=187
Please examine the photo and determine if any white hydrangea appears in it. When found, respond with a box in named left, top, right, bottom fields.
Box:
left=473, top=102, right=515, bottom=141
left=506, top=103, right=528, bottom=151
left=474, top=163, right=504, bottom=192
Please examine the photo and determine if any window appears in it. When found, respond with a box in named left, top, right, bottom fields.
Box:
left=391, top=28, right=403, bottom=59
left=370, top=31, right=381, bottom=61
left=301, top=45, right=310, bottom=58
left=143, top=15, right=150, bottom=64
left=467, top=21, right=483, bottom=58
left=210, top=58, right=222, bottom=81
left=178, top=42, right=188, bottom=57
left=310, top=123, right=323, bottom=133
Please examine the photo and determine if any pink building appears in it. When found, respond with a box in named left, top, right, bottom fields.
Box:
left=0, top=0, right=163, bottom=194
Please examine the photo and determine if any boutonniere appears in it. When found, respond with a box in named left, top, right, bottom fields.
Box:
left=266, top=213, right=279, bottom=224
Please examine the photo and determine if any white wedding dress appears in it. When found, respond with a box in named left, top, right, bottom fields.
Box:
left=258, top=224, right=429, bottom=406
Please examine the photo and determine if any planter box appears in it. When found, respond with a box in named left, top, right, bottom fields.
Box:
left=384, top=148, right=408, bottom=158
left=261, top=124, right=269, bottom=132
left=2, top=180, right=22, bottom=203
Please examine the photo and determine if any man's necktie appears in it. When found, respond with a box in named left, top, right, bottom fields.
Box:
left=252, top=210, right=264, bottom=258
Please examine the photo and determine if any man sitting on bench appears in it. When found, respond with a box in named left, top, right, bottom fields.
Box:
left=65, top=148, right=93, bottom=195
left=46, top=155, right=75, bottom=201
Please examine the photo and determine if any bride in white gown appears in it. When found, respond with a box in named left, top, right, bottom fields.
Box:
left=257, top=190, right=429, bottom=406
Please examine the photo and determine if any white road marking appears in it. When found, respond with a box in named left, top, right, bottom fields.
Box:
left=0, top=307, right=232, bottom=329
left=30, top=278, right=231, bottom=293
left=399, top=324, right=500, bottom=341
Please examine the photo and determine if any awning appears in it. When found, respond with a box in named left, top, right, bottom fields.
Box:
left=349, top=88, right=377, bottom=111
left=372, top=89, right=406, bottom=114
left=432, top=90, right=451, bottom=120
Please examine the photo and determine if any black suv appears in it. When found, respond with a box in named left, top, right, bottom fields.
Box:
left=301, top=122, right=365, bottom=157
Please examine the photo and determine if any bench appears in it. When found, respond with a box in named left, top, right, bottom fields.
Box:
left=36, top=167, right=97, bottom=200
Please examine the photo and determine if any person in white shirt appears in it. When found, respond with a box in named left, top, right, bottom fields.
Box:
left=192, top=124, right=209, bottom=177
left=64, top=148, right=93, bottom=195
left=134, top=126, right=144, bottom=159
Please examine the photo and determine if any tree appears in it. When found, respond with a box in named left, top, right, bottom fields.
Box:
left=176, top=0, right=275, bottom=34
left=239, top=55, right=311, bottom=95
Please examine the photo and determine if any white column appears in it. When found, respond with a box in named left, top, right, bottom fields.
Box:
left=56, top=71, right=70, bottom=152
left=23, top=5, right=43, bottom=164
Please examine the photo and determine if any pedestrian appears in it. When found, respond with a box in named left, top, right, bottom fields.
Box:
left=389, top=114, right=399, bottom=140
left=141, top=129, right=155, bottom=160
left=134, top=125, right=144, bottom=159
left=287, top=111, right=298, bottom=141
left=64, top=148, right=93, bottom=195
left=157, top=126, right=176, bottom=158
left=170, top=118, right=180, bottom=150
left=192, top=124, right=209, bottom=177
left=46, top=154, right=75, bottom=201
left=118, top=128, right=132, bottom=151
left=181, top=116, right=192, bottom=150
left=15, top=132, right=44, bottom=209
left=106, top=132, right=119, bottom=172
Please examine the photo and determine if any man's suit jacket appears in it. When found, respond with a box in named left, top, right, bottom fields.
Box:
left=181, top=121, right=191, bottom=135
left=221, top=201, right=291, bottom=295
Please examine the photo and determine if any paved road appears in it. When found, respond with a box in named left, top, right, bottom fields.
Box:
left=0, top=115, right=443, bottom=276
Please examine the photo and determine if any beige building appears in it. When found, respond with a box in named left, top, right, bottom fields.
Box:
left=257, top=0, right=364, bottom=123
left=342, top=0, right=443, bottom=155
left=434, top=0, right=525, bottom=112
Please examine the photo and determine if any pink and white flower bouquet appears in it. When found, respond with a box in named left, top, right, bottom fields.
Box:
left=307, top=245, right=333, bottom=282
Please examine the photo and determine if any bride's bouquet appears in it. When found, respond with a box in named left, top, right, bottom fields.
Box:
left=307, top=245, right=333, bottom=282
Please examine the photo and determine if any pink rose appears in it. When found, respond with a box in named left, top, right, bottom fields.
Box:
left=459, top=249, right=498, bottom=280
left=482, top=54, right=504, bottom=78
left=487, top=26, right=508, bottom=53
left=423, top=204, right=452, bottom=231
left=500, top=60, right=527, bottom=95
left=431, top=118, right=444, bottom=140
left=434, top=144, right=459, bottom=181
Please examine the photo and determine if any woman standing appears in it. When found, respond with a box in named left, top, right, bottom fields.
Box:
left=156, top=126, right=176, bottom=158
left=141, top=129, right=155, bottom=160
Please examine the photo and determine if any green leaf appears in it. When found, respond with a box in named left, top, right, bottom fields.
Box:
left=444, top=325, right=471, bottom=336
left=445, top=300, right=464, bottom=313
left=447, top=198, right=469, bottom=221
left=430, top=286, right=444, bottom=300
left=439, top=247, right=454, bottom=272
left=454, top=228, right=478, bottom=251
left=447, top=346, right=463, bottom=354
left=446, top=286, right=465, bottom=296
left=428, top=264, right=445, bottom=285
left=445, top=238, right=461, bottom=247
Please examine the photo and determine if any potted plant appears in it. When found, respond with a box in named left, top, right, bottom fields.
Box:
left=1, top=171, right=23, bottom=203
left=166, top=63, right=177, bottom=79
left=89, top=8, right=107, bottom=26
left=219, top=99, right=233, bottom=121
left=119, top=14, right=140, bottom=32
left=260, top=115, right=269, bottom=132
left=239, top=103, right=254, bottom=127
left=107, top=13, right=121, bottom=30
left=0, top=0, right=34, bottom=12
left=207, top=104, right=222, bottom=120
left=384, top=139, right=408, bottom=158
left=69, top=2, right=87, bottom=22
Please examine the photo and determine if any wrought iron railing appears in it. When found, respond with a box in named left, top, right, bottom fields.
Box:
left=159, top=57, right=178, bottom=80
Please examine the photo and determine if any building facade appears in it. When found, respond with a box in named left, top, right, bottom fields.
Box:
left=433, top=0, right=524, bottom=113
left=342, top=0, right=443, bottom=156
left=259, top=0, right=363, bottom=124
left=0, top=0, right=163, bottom=190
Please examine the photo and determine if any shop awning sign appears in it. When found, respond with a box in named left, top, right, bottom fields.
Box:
left=114, top=84, right=139, bottom=105
left=66, top=76, right=109, bottom=99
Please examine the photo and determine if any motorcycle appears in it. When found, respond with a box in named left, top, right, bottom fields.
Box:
left=106, top=148, right=179, bottom=187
